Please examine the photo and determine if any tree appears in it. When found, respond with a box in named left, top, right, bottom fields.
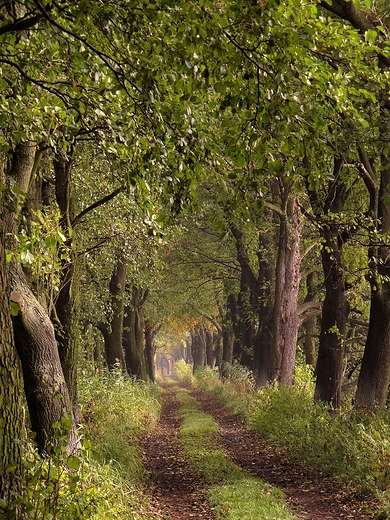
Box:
left=0, top=157, right=24, bottom=505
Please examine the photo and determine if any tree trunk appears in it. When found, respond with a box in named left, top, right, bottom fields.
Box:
left=123, top=286, right=147, bottom=379
left=6, top=143, right=78, bottom=453
left=355, top=153, right=390, bottom=408
left=306, top=157, right=349, bottom=408
left=302, top=273, right=317, bottom=367
left=205, top=328, right=215, bottom=368
left=53, top=152, right=80, bottom=422
left=222, top=293, right=236, bottom=364
left=10, top=263, right=78, bottom=454
left=269, top=192, right=302, bottom=385
left=191, top=326, right=205, bottom=371
left=104, top=259, right=126, bottom=368
left=253, top=232, right=276, bottom=387
left=0, top=159, right=24, bottom=507
left=145, top=322, right=161, bottom=383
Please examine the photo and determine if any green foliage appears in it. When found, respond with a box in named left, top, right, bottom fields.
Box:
left=171, top=359, right=194, bottom=384
left=194, top=365, right=255, bottom=416
left=176, top=388, right=298, bottom=520
left=10, top=204, right=72, bottom=305
left=192, top=369, right=390, bottom=517
left=78, top=368, right=160, bottom=475
left=3, top=370, right=161, bottom=520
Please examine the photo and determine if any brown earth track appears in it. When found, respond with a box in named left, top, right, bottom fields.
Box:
left=142, top=386, right=216, bottom=520
left=142, top=383, right=377, bottom=520
left=190, top=387, right=376, bottom=520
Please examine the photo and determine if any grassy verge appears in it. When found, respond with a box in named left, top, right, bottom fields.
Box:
left=176, top=389, right=299, bottom=520
left=173, top=362, right=389, bottom=518
left=15, top=369, right=161, bottom=520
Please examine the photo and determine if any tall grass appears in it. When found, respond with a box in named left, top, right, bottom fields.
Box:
left=187, top=362, right=390, bottom=517
left=6, top=369, right=161, bottom=520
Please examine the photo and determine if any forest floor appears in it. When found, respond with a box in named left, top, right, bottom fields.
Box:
left=142, top=381, right=376, bottom=520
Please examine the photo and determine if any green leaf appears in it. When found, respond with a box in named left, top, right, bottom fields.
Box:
left=10, top=302, right=20, bottom=316
left=67, top=455, right=82, bottom=470
left=45, top=235, right=57, bottom=248
left=365, top=29, right=377, bottom=44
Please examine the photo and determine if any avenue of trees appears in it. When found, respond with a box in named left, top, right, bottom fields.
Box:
left=2, top=0, right=390, bottom=511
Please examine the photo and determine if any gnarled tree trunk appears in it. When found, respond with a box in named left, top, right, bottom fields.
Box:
left=6, top=143, right=78, bottom=453
left=10, top=263, right=78, bottom=454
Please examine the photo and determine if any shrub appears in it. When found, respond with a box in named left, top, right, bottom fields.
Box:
left=5, top=369, right=161, bottom=520
left=171, top=359, right=194, bottom=384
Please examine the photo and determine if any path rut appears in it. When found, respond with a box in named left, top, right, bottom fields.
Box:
left=142, top=384, right=375, bottom=520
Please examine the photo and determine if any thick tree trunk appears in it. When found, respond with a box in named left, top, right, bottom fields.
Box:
left=191, top=326, right=205, bottom=371
left=10, top=263, right=78, bottom=454
left=230, top=224, right=255, bottom=365
left=314, top=232, right=349, bottom=408
left=6, top=143, right=78, bottom=453
left=253, top=232, right=277, bottom=387
left=269, top=194, right=302, bottom=385
left=0, top=160, right=24, bottom=507
left=355, top=157, right=390, bottom=408
left=123, top=286, right=147, bottom=379
left=306, top=158, right=349, bottom=408
left=355, top=285, right=390, bottom=408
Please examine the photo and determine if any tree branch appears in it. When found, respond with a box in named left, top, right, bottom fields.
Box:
left=72, top=186, right=124, bottom=226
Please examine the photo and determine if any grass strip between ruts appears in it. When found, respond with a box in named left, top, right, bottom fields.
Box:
left=175, top=389, right=299, bottom=520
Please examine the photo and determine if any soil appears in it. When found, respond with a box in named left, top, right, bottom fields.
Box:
left=142, top=383, right=377, bottom=520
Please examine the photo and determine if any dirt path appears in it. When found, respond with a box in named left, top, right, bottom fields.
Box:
left=142, top=383, right=375, bottom=520
left=142, top=386, right=216, bottom=519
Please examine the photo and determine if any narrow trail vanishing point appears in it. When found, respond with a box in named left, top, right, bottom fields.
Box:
left=142, top=382, right=375, bottom=520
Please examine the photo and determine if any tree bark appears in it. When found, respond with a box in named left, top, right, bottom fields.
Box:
left=222, top=294, right=236, bottom=364
left=0, top=158, right=24, bottom=507
left=6, top=143, right=78, bottom=452
left=53, top=151, right=80, bottom=423
left=10, top=263, right=78, bottom=454
left=103, top=259, right=126, bottom=368
left=355, top=152, right=390, bottom=408
left=306, top=157, right=350, bottom=408
left=302, top=273, right=317, bottom=367
left=123, top=285, right=147, bottom=379
left=145, top=321, right=161, bottom=383
left=191, top=326, right=205, bottom=371
left=269, top=191, right=302, bottom=385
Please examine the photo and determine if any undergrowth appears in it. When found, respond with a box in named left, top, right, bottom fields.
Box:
left=174, top=361, right=390, bottom=518
left=176, top=389, right=299, bottom=520
left=5, top=369, right=160, bottom=520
